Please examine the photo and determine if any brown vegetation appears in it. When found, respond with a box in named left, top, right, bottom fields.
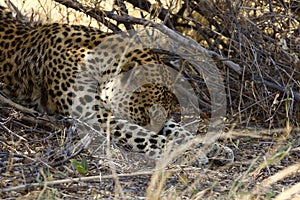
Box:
left=1, top=0, right=299, bottom=199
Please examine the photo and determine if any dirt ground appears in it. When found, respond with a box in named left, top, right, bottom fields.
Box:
left=1, top=106, right=299, bottom=199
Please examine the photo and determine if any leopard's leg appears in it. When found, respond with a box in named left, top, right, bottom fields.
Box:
left=162, top=119, right=234, bottom=165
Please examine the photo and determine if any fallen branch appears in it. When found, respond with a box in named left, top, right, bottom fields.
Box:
left=54, top=0, right=242, bottom=75
left=253, top=77, right=300, bottom=102
left=0, top=93, right=38, bottom=115
left=1, top=167, right=205, bottom=192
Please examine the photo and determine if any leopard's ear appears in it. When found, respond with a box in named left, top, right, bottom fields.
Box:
left=0, top=6, right=11, bottom=19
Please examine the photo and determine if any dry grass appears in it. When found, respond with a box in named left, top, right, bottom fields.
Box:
left=1, top=0, right=299, bottom=199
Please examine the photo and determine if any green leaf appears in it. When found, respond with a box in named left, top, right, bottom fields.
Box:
left=71, top=158, right=88, bottom=175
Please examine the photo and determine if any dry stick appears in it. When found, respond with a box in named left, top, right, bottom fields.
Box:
left=0, top=93, right=56, bottom=128
left=1, top=171, right=155, bottom=193
left=0, top=122, right=27, bottom=141
left=125, top=0, right=175, bottom=29
left=108, top=14, right=242, bottom=75
left=274, top=182, right=300, bottom=200
left=51, top=1, right=300, bottom=102
left=53, top=0, right=242, bottom=75
left=0, top=93, right=38, bottom=115
left=66, top=2, right=300, bottom=101
left=225, top=127, right=300, bottom=139
left=5, top=0, right=25, bottom=19
left=1, top=167, right=206, bottom=193
left=53, top=0, right=121, bottom=32
left=253, top=77, right=300, bottom=102
left=251, top=161, right=300, bottom=197
left=17, top=115, right=56, bottom=129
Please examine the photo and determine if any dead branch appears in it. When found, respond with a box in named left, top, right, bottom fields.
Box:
left=0, top=93, right=38, bottom=115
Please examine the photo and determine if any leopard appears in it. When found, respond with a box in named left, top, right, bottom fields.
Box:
left=0, top=6, right=233, bottom=164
